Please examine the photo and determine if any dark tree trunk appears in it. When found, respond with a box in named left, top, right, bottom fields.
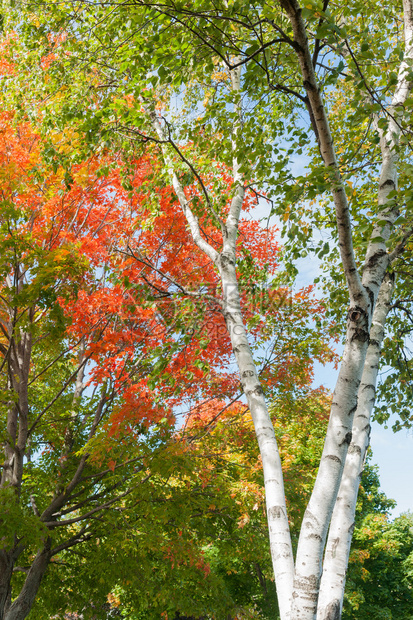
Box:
left=0, top=551, right=14, bottom=618
left=3, top=541, right=51, bottom=620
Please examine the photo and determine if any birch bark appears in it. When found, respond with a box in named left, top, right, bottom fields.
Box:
left=315, top=4, right=413, bottom=615
left=317, top=274, right=394, bottom=620
left=146, top=66, right=295, bottom=620
left=275, top=1, right=413, bottom=618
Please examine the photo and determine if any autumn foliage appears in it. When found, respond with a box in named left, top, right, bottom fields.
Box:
left=1, top=101, right=334, bottom=438
left=0, top=55, right=334, bottom=619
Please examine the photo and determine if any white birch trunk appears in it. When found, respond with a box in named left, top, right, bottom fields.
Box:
left=218, top=250, right=294, bottom=620
left=317, top=274, right=394, bottom=620
left=315, top=4, right=413, bottom=615
left=276, top=1, right=413, bottom=618
left=315, top=14, right=413, bottom=607
left=146, top=66, right=295, bottom=620
left=277, top=3, right=374, bottom=615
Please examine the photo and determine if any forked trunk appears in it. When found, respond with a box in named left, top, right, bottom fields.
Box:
left=317, top=275, right=394, bottom=619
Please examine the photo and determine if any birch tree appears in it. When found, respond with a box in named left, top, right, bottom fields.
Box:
left=4, top=1, right=413, bottom=619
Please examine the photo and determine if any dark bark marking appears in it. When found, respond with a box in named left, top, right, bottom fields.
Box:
left=303, top=509, right=319, bottom=525
left=303, top=79, right=317, bottom=91
left=246, top=385, right=264, bottom=397
left=331, top=536, right=340, bottom=555
left=361, top=383, right=375, bottom=392
left=365, top=249, right=387, bottom=269
left=268, top=505, right=284, bottom=520
left=296, top=572, right=320, bottom=591
left=379, top=178, right=395, bottom=190
left=350, top=327, right=369, bottom=343
left=324, top=599, right=341, bottom=620
left=241, top=370, right=254, bottom=378
left=339, top=431, right=352, bottom=446
left=233, top=344, right=249, bottom=354
left=348, top=405, right=357, bottom=417
left=325, top=454, right=341, bottom=464
left=364, top=285, right=375, bottom=307
left=348, top=443, right=362, bottom=455
left=219, top=253, right=235, bottom=268
left=348, top=521, right=355, bottom=535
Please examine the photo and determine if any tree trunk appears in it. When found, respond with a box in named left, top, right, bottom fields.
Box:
left=275, top=1, right=413, bottom=617
left=0, top=551, right=16, bottom=618
left=218, top=253, right=294, bottom=619
left=3, top=541, right=51, bottom=620
left=317, top=274, right=394, bottom=620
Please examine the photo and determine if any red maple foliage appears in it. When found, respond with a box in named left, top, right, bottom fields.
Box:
left=0, top=106, right=334, bottom=447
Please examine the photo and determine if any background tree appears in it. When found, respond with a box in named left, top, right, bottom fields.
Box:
left=344, top=504, right=413, bottom=619
left=0, top=109, right=179, bottom=620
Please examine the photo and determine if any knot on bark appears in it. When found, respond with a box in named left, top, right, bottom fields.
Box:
left=246, top=384, right=264, bottom=397
left=347, top=305, right=369, bottom=342
left=241, top=370, right=255, bottom=379
left=348, top=305, right=365, bottom=323
left=219, top=252, right=235, bottom=269
left=379, top=178, right=395, bottom=190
